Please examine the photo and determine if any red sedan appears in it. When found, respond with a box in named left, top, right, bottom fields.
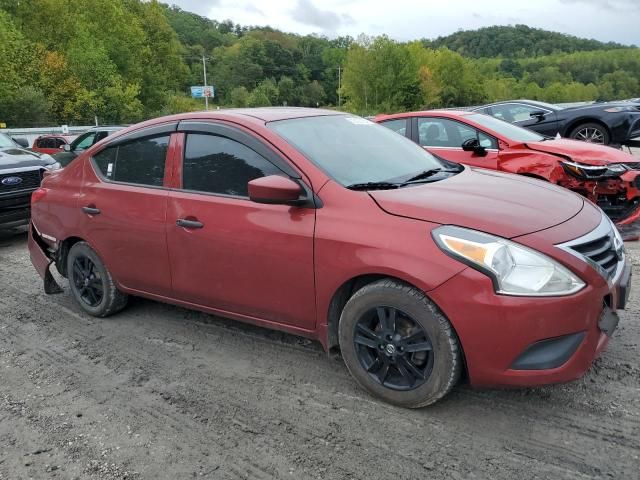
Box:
left=29, top=109, right=631, bottom=407
left=31, top=134, right=77, bottom=154
left=375, top=111, right=640, bottom=229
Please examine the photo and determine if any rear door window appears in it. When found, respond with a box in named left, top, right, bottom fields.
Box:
left=379, top=119, right=409, bottom=137
left=92, top=136, right=169, bottom=187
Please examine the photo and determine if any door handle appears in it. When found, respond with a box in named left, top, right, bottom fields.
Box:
left=82, top=206, right=101, bottom=215
left=176, top=218, right=204, bottom=229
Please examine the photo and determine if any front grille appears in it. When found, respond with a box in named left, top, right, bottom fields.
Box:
left=563, top=219, right=622, bottom=281
left=0, top=193, right=31, bottom=211
left=0, top=170, right=42, bottom=194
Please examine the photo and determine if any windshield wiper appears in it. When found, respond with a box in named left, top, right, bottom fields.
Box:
left=401, top=167, right=460, bottom=184
left=346, top=181, right=401, bottom=191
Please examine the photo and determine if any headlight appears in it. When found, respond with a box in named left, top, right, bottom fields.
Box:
left=604, top=106, right=640, bottom=113
left=561, top=159, right=626, bottom=179
left=433, top=226, right=585, bottom=296
left=44, top=162, right=61, bottom=171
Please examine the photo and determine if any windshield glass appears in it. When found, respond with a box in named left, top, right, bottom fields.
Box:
left=71, top=132, right=96, bottom=151
left=467, top=114, right=546, bottom=142
left=269, top=115, right=444, bottom=186
left=0, top=133, right=17, bottom=148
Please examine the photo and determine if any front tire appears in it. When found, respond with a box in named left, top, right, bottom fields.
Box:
left=568, top=122, right=610, bottom=145
left=67, top=242, right=128, bottom=317
left=338, top=279, right=461, bottom=408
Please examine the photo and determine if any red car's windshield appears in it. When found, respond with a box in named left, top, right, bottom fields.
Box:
left=467, top=113, right=546, bottom=142
left=269, top=115, right=445, bottom=186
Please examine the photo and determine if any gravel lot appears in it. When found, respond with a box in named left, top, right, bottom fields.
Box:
left=0, top=229, right=638, bottom=480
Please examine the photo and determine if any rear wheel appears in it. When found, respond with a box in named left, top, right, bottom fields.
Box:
left=568, top=123, right=610, bottom=145
left=67, top=242, right=128, bottom=317
left=339, top=279, right=461, bottom=408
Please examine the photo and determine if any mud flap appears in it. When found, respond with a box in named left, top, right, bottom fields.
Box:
left=44, top=265, right=64, bottom=294
left=28, top=224, right=64, bottom=295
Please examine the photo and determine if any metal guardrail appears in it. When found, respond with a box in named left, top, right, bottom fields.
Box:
left=0, top=126, right=93, bottom=145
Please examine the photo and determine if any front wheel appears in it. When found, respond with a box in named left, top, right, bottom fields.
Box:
left=338, top=279, right=462, bottom=408
left=67, top=242, right=128, bottom=317
left=568, top=123, right=610, bottom=145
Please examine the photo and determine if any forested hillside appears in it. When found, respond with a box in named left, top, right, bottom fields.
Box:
left=0, top=0, right=638, bottom=126
left=423, top=25, right=629, bottom=58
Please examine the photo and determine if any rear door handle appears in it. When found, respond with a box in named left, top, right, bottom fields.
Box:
left=82, top=206, right=101, bottom=215
left=176, top=218, right=204, bottom=229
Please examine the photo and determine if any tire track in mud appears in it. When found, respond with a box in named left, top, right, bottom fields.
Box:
left=1, top=233, right=639, bottom=479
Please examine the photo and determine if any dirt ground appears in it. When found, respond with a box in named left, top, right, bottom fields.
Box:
left=0, top=230, right=638, bottom=480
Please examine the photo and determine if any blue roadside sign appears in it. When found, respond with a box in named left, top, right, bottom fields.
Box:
left=191, top=86, right=215, bottom=98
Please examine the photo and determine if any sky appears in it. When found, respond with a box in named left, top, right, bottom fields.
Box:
left=167, top=0, right=640, bottom=46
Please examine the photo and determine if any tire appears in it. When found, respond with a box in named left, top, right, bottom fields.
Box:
left=67, top=241, right=128, bottom=317
left=568, top=122, right=610, bottom=145
left=338, top=279, right=461, bottom=408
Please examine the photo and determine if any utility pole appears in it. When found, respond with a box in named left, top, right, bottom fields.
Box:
left=202, top=55, right=209, bottom=111
left=337, top=66, right=342, bottom=109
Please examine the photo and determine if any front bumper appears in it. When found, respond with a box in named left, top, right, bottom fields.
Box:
left=429, top=257, right=631, bottom=388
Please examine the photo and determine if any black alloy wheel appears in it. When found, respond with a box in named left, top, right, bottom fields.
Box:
left=354, top=306, right=434, bottom=391
left=72, top=255, right=104, bottom=307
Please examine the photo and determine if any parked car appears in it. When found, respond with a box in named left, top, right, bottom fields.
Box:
left=471, top=99, right=640, bottom=147
left=376, top=110, right=640, bottom=229
left=29, top=109, right=631, bottom=407
left=31, top=134, right=78, bottom=155
left=0, top=132, right=61, bottom=229
left=53, top=126, right=124, bottom=166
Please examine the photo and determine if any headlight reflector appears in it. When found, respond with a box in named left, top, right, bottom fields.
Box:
left=561, top=160, right=626, bottom=179
left=433, top=226, right=585, bottom=296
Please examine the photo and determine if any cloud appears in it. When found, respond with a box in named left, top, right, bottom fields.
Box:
left=291, top=0, right=354, bottom=31
left=168, top=0, right=220, bottom=16
left=243, top=4, right=265, bottom=16
left=559, top=0, right=640, bottom=10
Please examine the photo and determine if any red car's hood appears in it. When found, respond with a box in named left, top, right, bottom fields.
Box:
left=524, top=139, right=634, bottom=165
left=369, top=168, right=584, bottom=238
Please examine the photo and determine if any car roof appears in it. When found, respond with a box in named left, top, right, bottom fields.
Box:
left=375, top=110, right=475, bottom=121
left=89, top=126, right=126, bottom=131
left=180, top=107, right=343, bottom=122
left=36, top=134, right=77, bottom=138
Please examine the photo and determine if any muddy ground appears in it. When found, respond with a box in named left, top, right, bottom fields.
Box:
left=0, top=229, right=638, bottom=480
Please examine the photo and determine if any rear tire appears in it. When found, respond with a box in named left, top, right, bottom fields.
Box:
left=568, top=122, right=610, bottom=145
left=67, top=242, right=128, bottom=317
left=338, top=279, right=461, bottom=408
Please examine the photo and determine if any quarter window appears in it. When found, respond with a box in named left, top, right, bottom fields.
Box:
left=182, top=133, right=282, bottom=197
left=92, top=135, right=169, bottom=187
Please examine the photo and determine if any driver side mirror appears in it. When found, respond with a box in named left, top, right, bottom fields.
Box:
left=248, top=175, right=304, bottom=205
left=63, top=144, right=71, bottom=152
left=461, top=138, right=487, bottom=157
left=529, top=110, right=547, bottom=122
left=13, top=137, right=29, bottom=148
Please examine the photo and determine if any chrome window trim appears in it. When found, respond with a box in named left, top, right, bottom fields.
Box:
left=556, top=215, right=625, bottom=286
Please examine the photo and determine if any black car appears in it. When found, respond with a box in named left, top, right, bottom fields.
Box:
left=0, top=133, right=61, bottom=229
left=53, top=125, right=124, bottom=166
left=472, top=100, right=640, bottom=147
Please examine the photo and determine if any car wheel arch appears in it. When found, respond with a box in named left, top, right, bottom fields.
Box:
left=55, top=236, right=86, bottom=277
left=324, top=274, right=469, bottom=382
left=563, top=118, right=610, bottom=139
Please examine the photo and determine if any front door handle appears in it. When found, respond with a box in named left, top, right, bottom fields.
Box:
left=82, top=206, right=101, bottom=215
left=176, top=218, right=204, bottom=229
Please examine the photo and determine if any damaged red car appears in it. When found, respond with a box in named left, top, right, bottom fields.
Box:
left=29, top=109, right=632, bottom=408
left=376, top=111, right=640, bottom=230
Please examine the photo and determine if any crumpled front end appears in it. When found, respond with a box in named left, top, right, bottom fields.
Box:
left=558, top=165, right=640, bottom=233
